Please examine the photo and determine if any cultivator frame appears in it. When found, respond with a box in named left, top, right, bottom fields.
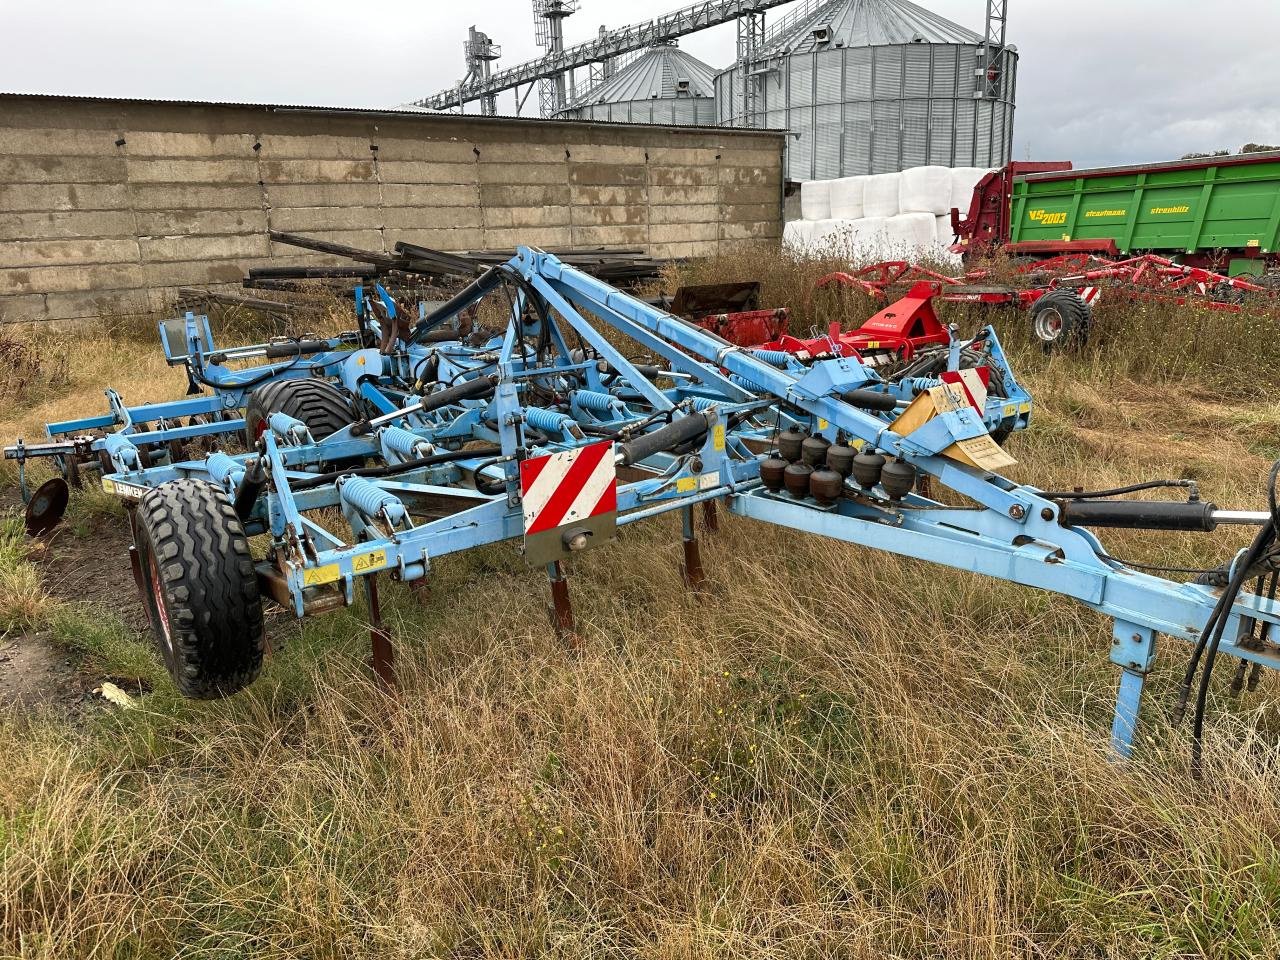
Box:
left=7, top=248, right=1280, bottom=759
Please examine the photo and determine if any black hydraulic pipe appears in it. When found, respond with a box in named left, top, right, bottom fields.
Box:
left=410, top=266, right=504, bottom=342
left=417, top=375, right=498, bottom=413
left=290, top=445, right=504, bottom=491
left=839, top=389, right=899, bottom=412
left=617, top=410, right=715, bottom=467
left=206, top=340, right=332, bottom=364
left=233, top=457, right=267, bottom=521
left=351, top=375, right=499, bottom=436
left=1059, top=499, right=1219, bottom=532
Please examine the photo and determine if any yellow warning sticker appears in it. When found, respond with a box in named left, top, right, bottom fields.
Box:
left=303, top=564, right=341, bottom=587
left=818, top=418, right=829, bottom=430
left=302, top=548, right=387, bottom=587
left=353, top=549, right=386, bottom=573
left=713, top=424, right=725, bottom=451
left=676, top=477, right=698, bottom=493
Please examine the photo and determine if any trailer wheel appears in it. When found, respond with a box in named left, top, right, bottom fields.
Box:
left=134, top=478, right=265, bottom=699
left=1029, top=289, right=1091, bottom=351
left=243, top=378, right=356, bottom=447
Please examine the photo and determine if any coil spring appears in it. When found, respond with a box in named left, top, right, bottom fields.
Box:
left=572, top=390, right=621, bottom=413
left=751, top=349, right=790, bottom=367
left=380, top=425, right=432, bottom=459
left=730, top=374, right=767, bottom=393
left=205, top=451, right=245, bottom=489
left=691, top=397, right=719, bottom=412
left=340, top=475, right=407, bottom=524
left=525, top=406, right=575, bottom=433
left=903, top=376, right=942, bottom=394
left=268, top=411, right=309, bottom=442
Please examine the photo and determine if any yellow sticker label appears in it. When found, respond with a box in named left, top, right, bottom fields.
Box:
left=713, top=424, right=725, bottom=452
left=353, top=549, right=386, bottom=573
left=1247, top=239, right=1260, bottom=247
left=817, top=418, right=829, bottom=430
left=101, top=476, right=145, bottom=500
left=865, top=340, right=880, bottom=349
left=302, top=563, right=341, bottom=587
left=676, top=477, right=698, bottom=493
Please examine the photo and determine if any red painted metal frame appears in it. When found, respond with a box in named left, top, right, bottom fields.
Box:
left=692, top=307, right=789, bottom=346
left=816, top=253, right=1269, bottom=317
left=757, top=281, right=952, bottom=362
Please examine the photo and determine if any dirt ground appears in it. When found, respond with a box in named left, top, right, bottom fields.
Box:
left=0, top=500, right=144, bottom=714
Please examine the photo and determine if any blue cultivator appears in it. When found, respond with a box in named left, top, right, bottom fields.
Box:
left=6, top=250, right=1278, bottom=765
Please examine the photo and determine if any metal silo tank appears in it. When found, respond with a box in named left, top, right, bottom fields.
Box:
left=715, top=0, right=1018, bottom=180
left=557, top=42, right=719, bottom=126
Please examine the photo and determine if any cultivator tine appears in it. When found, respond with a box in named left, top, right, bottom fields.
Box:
left=364, top=575, right=397, bottom=691
left=547, top=561, right=579, bottom=648
left=680, top=504, right=708, bottom=593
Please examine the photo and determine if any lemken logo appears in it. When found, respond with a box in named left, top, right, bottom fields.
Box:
left=1028, top=208, right=1067, bottom=226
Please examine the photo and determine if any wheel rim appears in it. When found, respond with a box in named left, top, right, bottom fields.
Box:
left=1034, top=307, right=1064, bottom=342
left=146, top=549, right=174, bottom=654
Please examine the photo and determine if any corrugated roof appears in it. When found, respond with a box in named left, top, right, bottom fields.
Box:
left=761, top=0, right=983, bottom=55
left=565, top=43, right=717, bottom=108
left=0, top=90, right=788, bottom=135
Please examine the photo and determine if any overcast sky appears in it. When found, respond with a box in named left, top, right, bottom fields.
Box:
left=4, top=0, right=1278, bottom=167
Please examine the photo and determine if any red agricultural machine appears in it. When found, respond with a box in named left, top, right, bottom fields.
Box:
left=815, top=253, right=1269, bottom=350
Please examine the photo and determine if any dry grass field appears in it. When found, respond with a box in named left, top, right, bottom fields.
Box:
left=2, top=247, right=1280, bottom=958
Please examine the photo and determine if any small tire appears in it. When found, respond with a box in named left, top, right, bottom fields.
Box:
left=243, top=378, right=355, bottom=447
left=134, top=478, right=265, bottom=699
left=1029, top=289, right=1091, bottom=351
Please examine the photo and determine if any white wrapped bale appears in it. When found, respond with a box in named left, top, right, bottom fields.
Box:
left=862, top=173, right=901, bottom=218
left=897, top=165, right=953, bottom=215
left=935, top=214, right=955, bottom=245
left=949, top=166, right=992, bottom=215
left=809, top=219, right=852, bottom=255
left=800, top=180, right=831, bottom=221
left=882, top=213, right=939, bottom=255
left=828, top=176, right=866, bottom=220
left=840, top=220, right=881, bottom=259
left=782, top=219, right=816, bottom=254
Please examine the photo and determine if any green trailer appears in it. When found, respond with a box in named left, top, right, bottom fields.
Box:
left=960, top=152, right=1280, bottom=275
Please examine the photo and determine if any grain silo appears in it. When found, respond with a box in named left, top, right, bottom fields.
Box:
left=556, top=42, right=718, bottom=125
left=715, top=0, right=1017, bottom=180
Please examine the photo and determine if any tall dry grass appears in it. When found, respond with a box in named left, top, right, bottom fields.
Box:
left=2, top=250, right=1280, bottom=957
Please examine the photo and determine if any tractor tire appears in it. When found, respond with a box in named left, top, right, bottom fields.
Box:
left=134, top=478, right=265, bottom=699
left=1029, top=289, right=1091, bottom=352
left=243, top=377, right=356, bottom=447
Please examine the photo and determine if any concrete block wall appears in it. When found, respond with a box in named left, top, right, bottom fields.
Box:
left=0, top=94, right=785, bottom=324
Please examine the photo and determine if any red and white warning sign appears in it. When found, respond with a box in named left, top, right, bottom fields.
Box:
left=940, top=367, right=990, bottom=413
left=519, top=441, right=618, bottom=562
